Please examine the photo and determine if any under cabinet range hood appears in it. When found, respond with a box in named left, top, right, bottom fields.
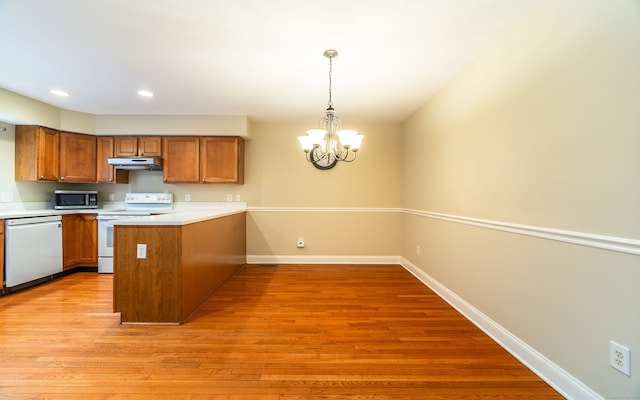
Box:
left=107, top=157, right=163, bottom=171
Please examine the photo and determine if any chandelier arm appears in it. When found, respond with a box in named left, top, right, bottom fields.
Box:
left=309, top=147, right=329, bottom=163
left=335, top=148, right=357, bottom=162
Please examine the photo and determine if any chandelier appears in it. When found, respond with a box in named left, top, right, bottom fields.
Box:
left=298, top=49, right=363, bottom=170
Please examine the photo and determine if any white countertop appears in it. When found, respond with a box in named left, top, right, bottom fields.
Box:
left=0, top=202, right=247, bottom=224
left=0, top=208, right=99, bottom=219
left=112, top=203, right=247, bottom=226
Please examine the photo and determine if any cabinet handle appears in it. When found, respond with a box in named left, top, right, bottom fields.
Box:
left=60, top=176, right=65, bottom=181
left=40, top=175, right=45, bottom=179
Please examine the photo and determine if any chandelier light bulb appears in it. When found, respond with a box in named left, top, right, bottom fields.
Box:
left=298, top=136, right=314, bottom=152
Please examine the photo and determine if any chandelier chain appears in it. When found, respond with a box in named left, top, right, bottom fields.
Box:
left=328, top=55, right=333, bottom=109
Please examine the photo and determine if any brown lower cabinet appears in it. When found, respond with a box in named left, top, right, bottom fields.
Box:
left=62, top=214, right=98, bottom=269
left=114, top=212, right=246, bottom=324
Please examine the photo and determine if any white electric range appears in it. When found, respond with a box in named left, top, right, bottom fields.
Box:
left=97, top=193, right=173, bottom=273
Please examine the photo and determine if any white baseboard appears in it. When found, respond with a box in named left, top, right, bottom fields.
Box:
left=247, top=255, right=403, bottom=265
left=400, top=258, right=603, bottom=400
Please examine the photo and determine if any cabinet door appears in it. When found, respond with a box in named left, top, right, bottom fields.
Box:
left=97, top=136, right=129, bottom=184
left=138, top=136, right=162, bottom=156
left=114, top=136, right=138, bottom=157
left=15, top=126, right=60, bottom=181
left=96, top=136, right=115, bottom=183
left=115, top=136, right=162, bottom=156
left=79, top=215, right=98, bottom=266
left=200, top=137, right=244, bottom=183
left=63, top=214, right=98, bottom=269
left=162, top=137, right=200, bottom=183
left=37, top=127, right=61, bottom=181
left=59, top=132, right=97, bottom=183
left=62, top=215, right=81, bottom=269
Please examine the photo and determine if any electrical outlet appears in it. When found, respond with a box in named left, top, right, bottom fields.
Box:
left=137, top=244, right=147, bottom=259
left=416, top=245, right=421, bottom=255
left=0, top=192, right=14, bottom=202
left=184, top=193, right=191, bottom=202
left=296, top=237, right=305, bottom=248
left=610, top=340, right=631, bottom=376
left=226, top=194, right=233, bottom=202
left=108, top=193, right=115, bottom=201
left=235, top=194, right=241, bottom=201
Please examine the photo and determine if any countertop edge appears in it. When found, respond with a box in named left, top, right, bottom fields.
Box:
left=0, top=209, right=101, bottom=219
left=112, top=208, right=246, bottom=226
left=0, top=203, right=247, bottom=222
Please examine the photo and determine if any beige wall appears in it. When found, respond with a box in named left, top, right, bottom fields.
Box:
left=402, top=0, right=639, bottom=397
left=2, top=0, right=637, bottom=396
left=0, top=103, right=403, bottom=257
left=95, top=114, right=249, bottom=137
left=0, top=88, right=59, bottom=127
left=245, top=121, right=402, bottom=258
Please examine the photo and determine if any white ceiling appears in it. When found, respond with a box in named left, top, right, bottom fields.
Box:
left=0, top=0, right=537, bottom=123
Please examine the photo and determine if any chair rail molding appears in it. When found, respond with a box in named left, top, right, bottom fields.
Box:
left=405, top=209, right=640, bottom=256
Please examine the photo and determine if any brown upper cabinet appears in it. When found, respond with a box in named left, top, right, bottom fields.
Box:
left=59, top=131, right=97, bottom=183
left=15, top=125, right=60, bottom=181
left=16, top=126, right=97, bottom=183
left=115, top=136, right=162, bottom=157
left=162, top=136, right=200, bottom=183
left=96, top=136, right=129, bottom=184
left=15, top=126, right=243, bottom=185
left=200, top=136, right=244, bottom=184
left=162, top=136, right=244, bottom=184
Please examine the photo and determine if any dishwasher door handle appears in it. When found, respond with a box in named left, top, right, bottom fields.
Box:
left=6, top=215, right=62, bottom=226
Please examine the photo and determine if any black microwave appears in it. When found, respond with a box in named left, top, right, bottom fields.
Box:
left=54, top=190, right=98, bottom=209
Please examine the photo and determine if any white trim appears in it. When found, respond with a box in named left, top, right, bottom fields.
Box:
left=405, top=209, right=640, bottom=256
left=248, top=206, right=402, bottom=213
left=247, top=255, right=402, bottom=265
left=400, top=258, right=603, bottom=400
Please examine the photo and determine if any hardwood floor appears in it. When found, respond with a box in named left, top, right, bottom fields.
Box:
left=0, top=264, right=564, bottom=399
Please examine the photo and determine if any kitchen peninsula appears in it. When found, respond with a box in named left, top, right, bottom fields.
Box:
left=112, top=205, right=246, bottom=324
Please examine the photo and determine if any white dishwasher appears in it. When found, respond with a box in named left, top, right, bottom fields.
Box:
left=5, top=215, right=63, bottom=288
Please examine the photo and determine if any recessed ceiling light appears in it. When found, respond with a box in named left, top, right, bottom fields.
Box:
left=50, top=89, right=69, bottom=97
left=138, top=90, right=154, bottom=97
